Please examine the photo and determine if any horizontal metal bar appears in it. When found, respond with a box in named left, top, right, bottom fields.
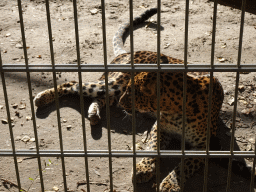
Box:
left=1, top=64, right=256, bottom=72
left=0, top=150, right=255, bottom=158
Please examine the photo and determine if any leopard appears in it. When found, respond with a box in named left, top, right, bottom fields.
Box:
left=34, top=8, right=253, bottom=192
left=119, top=71, right=224, bottom=191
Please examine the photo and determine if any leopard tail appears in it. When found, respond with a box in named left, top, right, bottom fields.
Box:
left=113, top=8, right=157, bottom=56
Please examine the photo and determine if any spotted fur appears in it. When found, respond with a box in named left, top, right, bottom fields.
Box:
left=119, top=71, right=224, bottom=191
left=34, top=8, right=252, bottom=191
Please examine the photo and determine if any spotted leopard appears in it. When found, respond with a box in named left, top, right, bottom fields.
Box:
left=119, top=71, right=224, bottom=191
left=34, top=8, right=253, bottom=191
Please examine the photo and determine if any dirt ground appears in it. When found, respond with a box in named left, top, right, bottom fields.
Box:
left=0, top=0, right=256, bottom=191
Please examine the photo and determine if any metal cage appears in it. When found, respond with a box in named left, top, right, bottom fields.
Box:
left=0, top=0, right=255, bottom=191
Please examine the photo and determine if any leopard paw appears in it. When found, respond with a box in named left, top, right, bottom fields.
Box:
left=132, top=158, right=156, bottom=183
left=159, top=183, right=180, bottom=192
left=88, top=102, right=101, bottom=125
left=159, top=172, right=181, bottom=192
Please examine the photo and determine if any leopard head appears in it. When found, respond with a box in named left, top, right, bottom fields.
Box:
left=119, top=72, right=157, bottom=114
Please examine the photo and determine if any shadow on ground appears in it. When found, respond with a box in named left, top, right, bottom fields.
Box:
left=209, top=0, right=256, bottom=15
left=36, top=96, right=255, bottom=192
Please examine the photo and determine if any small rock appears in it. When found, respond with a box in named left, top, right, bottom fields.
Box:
left=26, top=116, right=32, bottom=121
left=30, top=138, right=35, bottom=142
left=90, top=8, right=99, bottom=15
left=227, top=97, right=235, bottom=106
left=249, top=137, right=255, bottom=144
left=19, top=104, right=26, bottom=110
left=5, top=33, right=11, bottom=37
left=17, top=158, right=23, bottom=163
left=238, top=85, right=245, bottom=92
left=67, top=125, right=72, bottom=130
left=241, top=109, right=253, bottom=116
left=247, top=144, right=252, bottom=151
left=15, top=43, right=23, bottom=49
left=21, top=135, right=30, bottom=142
left=164, top=43, right=170, bottom=49
left=247, top=104, right=253, bottom=108
left=0, top=105, right=4, bottom=109
left=239, top=100, right=248, bottom=105
left=218, top=57, right=227, bottom=62
left=15, top=136, right=22, bottom=141
left=1, top=119, right=8, bottom=124
left=52, top=186, right=59, bottom=191
left=11, top=103, right=18, bottom=109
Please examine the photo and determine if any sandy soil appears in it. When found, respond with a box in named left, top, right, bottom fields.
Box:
left=0, top=0, right=256, bottom=191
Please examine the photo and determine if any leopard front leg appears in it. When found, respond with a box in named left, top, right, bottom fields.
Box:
left=133, top=123, right=170, bottom=183
left=159, top=157, right=204, bottom=192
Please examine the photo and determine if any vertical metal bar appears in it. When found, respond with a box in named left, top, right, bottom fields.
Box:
left=128, top=1, right=137, bottom=192
left=251, top=139, right=256, bottom=192
left=226, top=72, right=239, bottom=192
left=16, top=0, right=45, bottom=191
left=180, top=0, right=189, bottom=191
left=203, top=1, right=217, bottom=191
left=183, top=0, right=189, bottom=68
left=226, top=1, right=246, bottom=191
left=72, top=1, right=90, bottom=192
left=237, top=0, right=246, bottom=68
left=45, top=0, right=68, bottom=191
left=101, top=0, right=113, bottom=191
left=129, top=1, right=134, bottom=67
left=156, top=1, right=161, bottom=192
left=0, top=52, right=22, bottom=191
left=210, top=0, right=218, bottom=69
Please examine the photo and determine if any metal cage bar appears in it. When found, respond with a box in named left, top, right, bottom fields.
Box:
left=100, top=0, right=114, bottom=191
left=156, top=1, right=161, bottom=191
left=203, top=0, right=218, bottom=191
left=1, top=149, right=255, bottom=158
left=180, top=0, right=190, bottom=190
left=226, top=0, right=247, bottom=191
left=16, top=0, right=45, bottom=191
left=0, top=0, right=255, bottom=191
left=0, top=51, right=22, bottom=191
left=128, top=1, right=137, bottom=192
left=72, top=0, right=91, bottom=191
left=2, top=63, right=256, bottom=72
left=45, top=0, right=68, bottom=190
